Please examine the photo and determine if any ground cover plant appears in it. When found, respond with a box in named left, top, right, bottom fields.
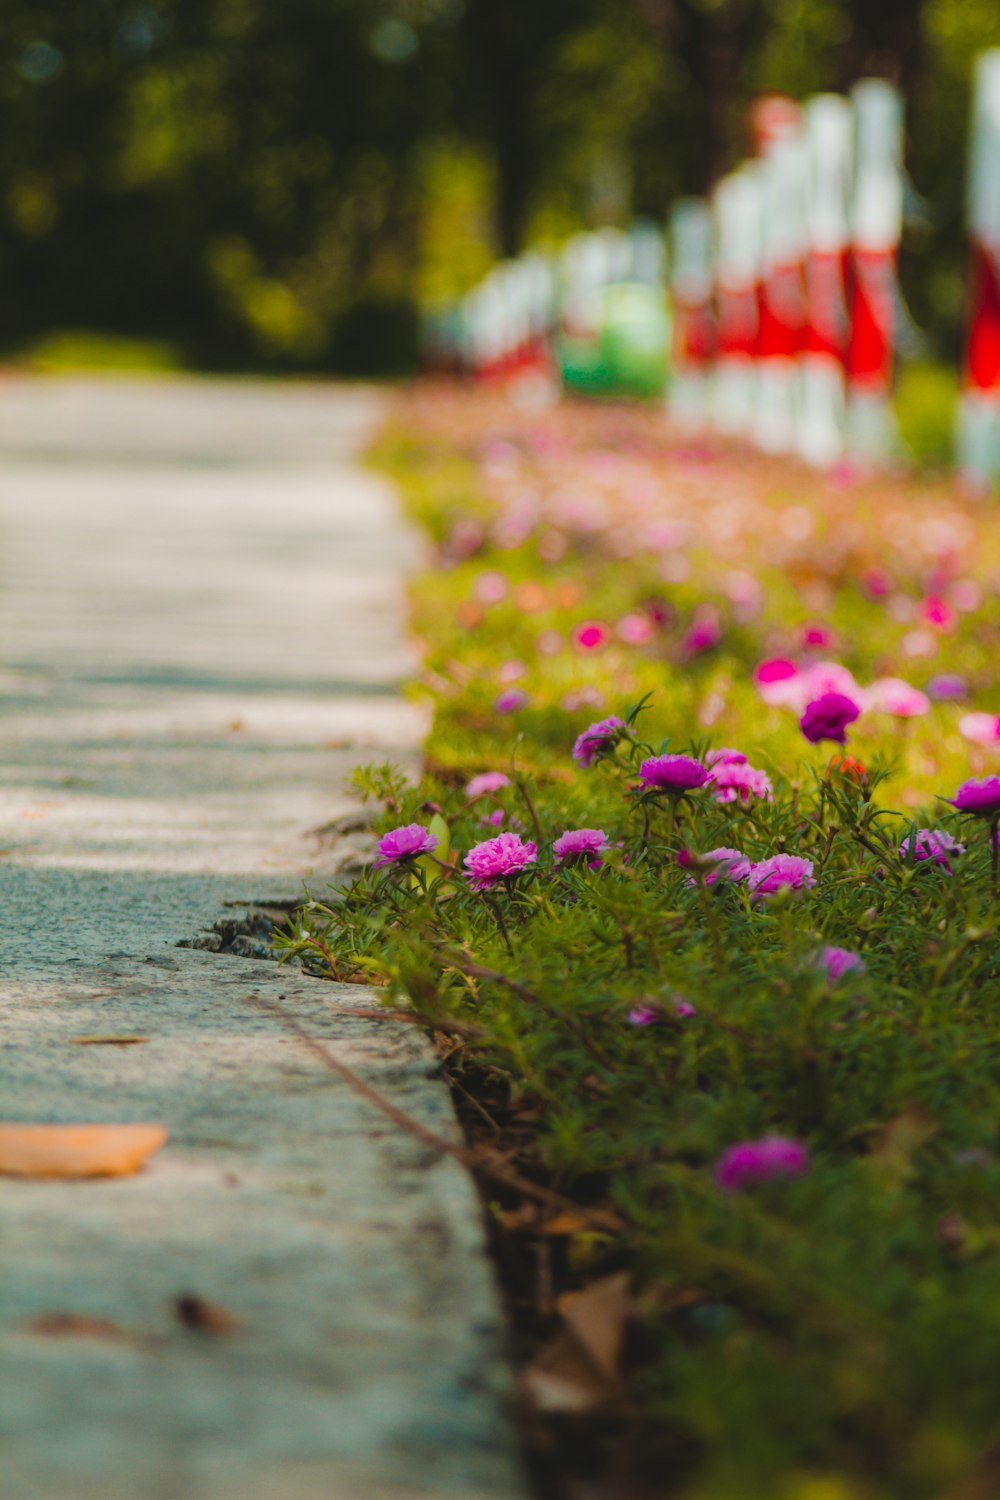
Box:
left=284, top=384, right=1000, bottom=1500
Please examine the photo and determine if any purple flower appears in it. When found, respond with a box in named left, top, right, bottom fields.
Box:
left=627, top=1003, right=662, bottom=1026
left=572, top=715, right=628, bottom=768
left=495, top=688, right=528, bottom=714
left=706, top=747, right=747, bottom=768
left=639, top=754, right=709, bottom=793
left=816, top=946, right=866, bottom=982
left=799, top=692, right=862, bottom=745
left=463, top=831, right=538, bottom=890
left=374, top=823, right=438, bottom=868
left=673, top=999, right=697, bottom=1019
left=926, top=673, right=967, bottom=702
left=707, top=759, right=773, bottom=805
left=746, top=854, right=816, bottom=900
left=947, top=776, right=1000, bottom=818
left=899, top=828, right=965, bottom=873
left=465, top=771, right=511, bottom=801
left=687, top=847, right=752, bottom=887
left=552, top=828, right=609, bottom=869
left=715, top=1136, right=810, bottom=1193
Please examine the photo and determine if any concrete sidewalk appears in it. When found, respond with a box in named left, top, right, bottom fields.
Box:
left=0, top=376, right=525, bottom=1500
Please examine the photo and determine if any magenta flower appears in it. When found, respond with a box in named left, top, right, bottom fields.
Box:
left=715, top=1136, right=810, bottom=1193
left=627, top=1003, right=662, bottom=1026
left=639, top=754, right=709, bottom=793
left=495, top=688, right=528, bottom=714
left=463, top=831, right=538, bottom=890
left=374, top=823, right=438, bottom=868
left=947, top=777, right=1000, bottom=818
left=899, top=828, right=965, bottom=872
left=682, top=614, right=722, bottom=656
left=572, top=715, right=628, bottom=767
left=465, top=771, right=511, bottom=801
left=746, top=854, right=816, bottom=900
left=674, top=999, right=697, bottom=1019
left=552, top=828, right=609, bottom=869
left=800, top=692, right=862, bottom=745
left=687, top=847, right=752, bottom=887
left=707, top=759, right=773, bottom=805
left=802, top=622, right=834, bottom=649
left=575, top=620, right=609, bottom=652
left=816, top=945, right=866, bottom=982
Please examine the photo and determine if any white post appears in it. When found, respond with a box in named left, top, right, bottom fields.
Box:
left=669, top=198, right=714, bottom=431
left=957, top=48, right=1000, bottom=490
left=712, top=165, right=761, bottom=436
left=798, top=93, right=853, bottom=466
left=845, top=78, right=904, bottom=461
left=753, top=128, right=807, bottom=454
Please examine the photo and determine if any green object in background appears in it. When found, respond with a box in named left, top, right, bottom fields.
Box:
left=558, top=282, right=670, bottom=399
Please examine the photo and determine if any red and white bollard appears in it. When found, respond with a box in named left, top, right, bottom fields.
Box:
left=798, top=93, right=852, bottom=467
left=712, top=165, right=761, bottom=436
left=845, top=79, right=904, bottom=461
left=754, top=126, right=807, bottom=453
left=669, top=198, right=714, bottom=431
left=958, top=48, right=1000, bottom=491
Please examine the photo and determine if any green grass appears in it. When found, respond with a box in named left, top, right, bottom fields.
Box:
left=287, top=389, right=1000, bottom=1500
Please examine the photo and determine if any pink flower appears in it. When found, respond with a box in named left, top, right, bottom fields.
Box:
left=816, top=946, right=866, bottom=982
left=572, top=715, right=628, bottom=767
left=374, top=823, right=438, bottom=868
left=921, top=595, right=957, bottom=632
left=706, top=747, right=747, bottom=767
left=802, top=622, right=834, bottom=649
left=463, top=831, right=538, bottom=889
left=715, top=1136, right=810, bottom=1192
left=474, top=570, right=509, bottom=604
left=867, top=678, right=930, bottom=718
left=495, top=688, right=528, bottom=714
left=688, top=847, right=752, bottom=887
left=899, top=828, right=965, bottom=873
left=958, top=713, right=1000, bottom=746
left=627, top=1003, right=662, bottom=1026
left=747, top=854, right=816, bottom=899
left=552, top=828, right=609, bottom=868
left=497, top=660, right=527, bottom=684
left=927, top=674, right=968, bottom=702
left=465, top=772, right=511, bottom=801
left=800, top=692, right=862, bottom=745
left=707, top=759, right=773, bottom=804
left=754, top=658, right=803, bottom=707
left=575, top=620, right=609, bottom=651
left=682, top=613, right=722, bottom=656
left=948, top=777, right=1000, bottom=817
left=617, top=612, right=654, bottom=645
left=639, top=754, right=709, bottom=793
left=674, top=999, right=697, bottom=1019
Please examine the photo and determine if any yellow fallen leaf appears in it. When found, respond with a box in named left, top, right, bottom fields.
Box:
left=71, top=1035, right=149, bottom=1047
left=0, top=1123, right=168, bottom=1178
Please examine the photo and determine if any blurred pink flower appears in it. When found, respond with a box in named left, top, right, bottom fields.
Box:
left=707, top=760, right=773, bottom=804
left=683, top=611, right=722, bottom=656
left=495, top=688, right=528, bottom=713
left=552, top=827, right=609, bottom=868
left=536, top=629, right=564, bottom=656
left=959, top=713, right=1000, bottom=746
left=374, top=823, right=438, bottom=868
left=715, top=1136, right=810, bottom=1192
left=867, top=677, right=930, bottom=718
left=687, top=847, right=752, bottom=887
left=747, top=854, right=816, bottom=899
left=921, top=595, right=957, bottom=632
left=464, top=831, right=538, bottom=889
left=802, top=622, right=834, bottom=650
left=474, top=570, right=509, bottom=604
left=465, top=772, right=511, bottom=800
left=754, top=658, right=802, bottom=707
left=617, top=612, right=655, bottom=645
left=816, top=945, right=866, bottom=982
left=706, top=747, right=747, bottom=767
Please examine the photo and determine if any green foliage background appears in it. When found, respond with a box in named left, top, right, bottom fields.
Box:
left=1, top=0, right=998, bottom=371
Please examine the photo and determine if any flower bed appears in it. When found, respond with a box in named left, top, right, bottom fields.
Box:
left=285, top=383, right=1000, bottom=1500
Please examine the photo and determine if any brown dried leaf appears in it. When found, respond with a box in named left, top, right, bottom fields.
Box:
left=556, top=1272, right=633, bottom=1380
left=520, top=1329, right=619, bottom=1415
left=71, top=1035, right=149, bottom=1047
left=28, top=1312, right=123, bottom=1339
left=173, top=1294, right=240, bottom=1334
